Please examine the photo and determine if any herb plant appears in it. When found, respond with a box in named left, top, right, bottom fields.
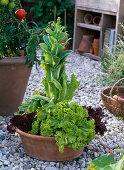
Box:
left=0, top=0, right=42, bottom=66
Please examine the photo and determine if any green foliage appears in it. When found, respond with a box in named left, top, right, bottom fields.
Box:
left=102, top=24, right=124, bottom=85
left=40, top=18, right=80, bottom=103
left=14, top=92, right=54, bottom=116
left=0, top=0, right=42, bottom=66
left=92, top=154, right=116, bottom=169
left=87, top=154, right=124, bottom=170
left=30, top=101, right=95, bottom=152
left=30, top=0, right=74, bottom=39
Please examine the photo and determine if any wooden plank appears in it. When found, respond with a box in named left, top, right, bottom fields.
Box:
left=76, top=0, right=119, bottom=13
left=77, top=22, right=101, bottom=31
left=77, top=52, right=101, bottom=61
left=77, top=6, right=117, bottom=16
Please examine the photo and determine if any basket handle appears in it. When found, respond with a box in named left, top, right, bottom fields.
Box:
left=109, top=78, right=124, bottom=95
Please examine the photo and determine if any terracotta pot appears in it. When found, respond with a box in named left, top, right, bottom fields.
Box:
left=93, top=16, right=101, bottom=26
left=90, top=44, right=94, bottom=54
left=77, top=35, right=94, bottom=53
left=16, top=128, right=84, bottom=162
left=0, top=57, right=32, bottom=116
left=61, top=39, right=70, bottom=51
left=84, top=13, right=93, bottom=24
left=93, top=39, right=100, bottom=56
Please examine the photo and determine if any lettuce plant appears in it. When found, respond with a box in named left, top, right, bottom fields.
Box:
left=29, top=101, right=95, bottom=152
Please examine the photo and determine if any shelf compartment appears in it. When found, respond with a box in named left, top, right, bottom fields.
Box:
left=77, top=22, right=101, bottom=31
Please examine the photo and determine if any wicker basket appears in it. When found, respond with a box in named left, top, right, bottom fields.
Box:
left=101, top=78, right=124, bottom=117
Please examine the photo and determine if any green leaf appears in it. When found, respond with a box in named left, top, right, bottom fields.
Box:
left=46, top=28, right=54, bottom=36
left=29, top=95, right=51, bottom=103
left=43, top=35, right=51, bottom=49
left=65, top=74, right=80, bottom=101
left=92, top=154, right=116, bottom=168
left=40, top=43, right=50, bottom=52
left=51, top=78, right=63, bottom=91
left=60, top=50, right=72, bottom=60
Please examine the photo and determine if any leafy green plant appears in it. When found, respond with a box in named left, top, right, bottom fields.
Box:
left=30, top=0, right=74, bottom=39
left=14, top=18, right=80, bottom=114
left=87, top=151, right=124, bottom=170
left=0, top=0, right=42, bottom=66
left=29, top=101, right=95, bottom=152
left=40, top=18, right=80, bottom=103
left=101, top=24, right=124, bottom=85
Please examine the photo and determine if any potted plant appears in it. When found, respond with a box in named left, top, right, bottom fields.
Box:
left=7, top=18, right=106, bottom=161
left=0, top=0, right=41, bottom=115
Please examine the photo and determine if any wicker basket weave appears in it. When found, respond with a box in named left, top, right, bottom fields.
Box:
left=101, top=78, right=124, bottom=117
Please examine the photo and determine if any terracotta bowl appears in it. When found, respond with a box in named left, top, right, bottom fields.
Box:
left=16, top=128, right=84, bottom=162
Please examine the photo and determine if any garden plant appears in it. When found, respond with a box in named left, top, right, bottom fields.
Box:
left=7, top=18, right=107, bottom=161
left=102, top=24, right=124, bottom=86
left=0, top=0, right=41, bottom=66
left=0, top=0, right=42, bottom=116
left=87, top=148, right=124, bottom=170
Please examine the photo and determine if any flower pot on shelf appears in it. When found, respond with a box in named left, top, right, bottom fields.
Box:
left=0, top=57, right=31, bottom=116
left=16, top=128, right=84, bottom=162
left=77, top=35, right=94, bottom=53
left=92, top=39, right=100, bottom=56
left=93, top=16, right=101, bottom=26
left=84, top=13, right=93, bottom=24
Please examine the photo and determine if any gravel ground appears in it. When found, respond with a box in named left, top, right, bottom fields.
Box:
left=0, top=52, right=124, bottom=170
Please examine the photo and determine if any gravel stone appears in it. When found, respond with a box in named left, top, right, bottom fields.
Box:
left=45, top=167, right=58, bottom=170
left=0, top=52, right=123, bottom=169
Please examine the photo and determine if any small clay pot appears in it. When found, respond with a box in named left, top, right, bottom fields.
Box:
left=93, top=16, right=101, bottom=26
left=93, top=39, right=99, bottom=56
left=90, top=44, right=94, bottom=54
left=77, top=35, right=94, bottom=53
left=93, top=48, right=99, bottom=56
left=16, top=128, right=84, bottom=162
left=84, top=13, right=93, bottom=24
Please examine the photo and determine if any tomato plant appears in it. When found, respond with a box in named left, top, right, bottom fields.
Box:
left=0, top=0, right=9, bottom=6
left=15, top=9, right=26, bottom=20
left=8, top=2, right=15, bottom=8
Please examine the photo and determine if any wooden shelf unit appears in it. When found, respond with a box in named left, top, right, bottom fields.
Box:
left=73, top=0, right=124, bottom=60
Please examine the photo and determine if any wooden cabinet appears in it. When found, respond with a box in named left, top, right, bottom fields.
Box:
left=73, top=0, right=124, bottom=60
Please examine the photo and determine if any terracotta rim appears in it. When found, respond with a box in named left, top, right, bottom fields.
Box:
left=16, top=128, right=55, bottom=141
left=0, top=56, right=27, bottom=65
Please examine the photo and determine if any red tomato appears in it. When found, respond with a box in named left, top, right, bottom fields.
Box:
left=15, top=9, right=26, bottom=20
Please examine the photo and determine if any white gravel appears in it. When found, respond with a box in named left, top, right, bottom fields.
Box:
left=0, top=52, right=124, bottom=170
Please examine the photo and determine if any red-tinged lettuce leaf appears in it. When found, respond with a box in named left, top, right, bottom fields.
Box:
left=7, top=112, right=35, bottom=133
left=83, top=106, right=107, bottom=135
